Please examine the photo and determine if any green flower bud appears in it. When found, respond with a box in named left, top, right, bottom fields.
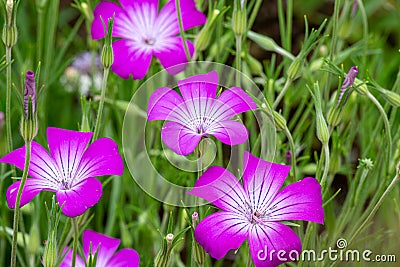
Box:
left=154, top=233, right=174, bottom=267
left=101, top=17, right=115, bottom=68
left=101, top=44, right=114, bottom=69
left=381, top=90, right=400, bottom=107
left=327, top=105, right=342, bottom=127
left=232, top=8, right=247, bottom=36
left=195, top=9, right=220, bottom=52
left=245, top=53, right=263, bottom=76
left=2, top=24, right=18, bottom=48
left=354, top=78, right=368, bottom=95
left=247, top=31, right=279, bottom=52
left=42, top=231, right=57, bottom=267
left=193, top=239, right=206, bottom=266
left=273, top=111, right=287, bottom=131
left=287, top=57, right=303, bottom=81
left=81, top=2, right=94, bottom=22
left=316, top=111, right=330, bottom=145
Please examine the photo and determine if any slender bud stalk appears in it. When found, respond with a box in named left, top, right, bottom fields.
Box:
left=11, top=70, right=38, bottom=267
left=93, top=17, right=114, bottom=140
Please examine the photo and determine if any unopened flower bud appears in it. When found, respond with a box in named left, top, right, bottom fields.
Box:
left=42, top=231, right=57, bottom=267
left=247, top=31, right=279, bottom=52
left=6, top=0, right=13, bottom=25
left=20, top=71, right=38, bottom=142
left=101, top=44, right=113, bottom=69
left=338, top=66, right=358, bottom=104
left=2, top=24, right=18, bottom=48
left=316, top=111, right=330, bottom=145
left=154, top=233, right=174, bottom=267
left=381, top=90, right=400, bottom=107
left=101, top=18, right=114, bottom=68
left=192, top=212, right=199, bottom=228
left=354, top=78, right=368, bottom=95
left=166, top=233, right=174, bottom=245
left=327, top=105, right=342, bottom=127
left=232, top=8, right=247, bottom=36
left=81, top=2, right=94, bottom=22
left=195, top=9, right=220, bottom=52
left=24, top=71, right=36, bottom=118
left=192, top=238, right=206, bottom=266
left=273, top=111, right=287, bottom=131
left=245, top=53, right=263, bottom=76
left=287, top=57, right=303, bottom=81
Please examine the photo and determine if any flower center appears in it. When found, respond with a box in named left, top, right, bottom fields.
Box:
left=144, top=37, right=155, bottom=46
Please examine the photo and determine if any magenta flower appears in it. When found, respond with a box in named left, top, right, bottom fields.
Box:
left=338, top=66, right=358, bottom=104
left=91, top=0, right=206, bottom=79
left=147, top=71, right=257, bottom=155
left=188, top=151, right=324, bottom=267
left=0, top=127, right=124, bottom=217
left=61, top=229, right=140, bottom=267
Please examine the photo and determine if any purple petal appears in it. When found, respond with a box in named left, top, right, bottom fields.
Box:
left=243, top=151, right=290, bottom=213
left=194, top=212, right=249, bottom=260
left=56, top=178, right=102, bottom=217
left=206, top=120, right=249, bottom=145
left=158, top=0, right=206, bottom=35
left=187, top=166, right=249, bottom=214
left=161, top=121, right=201, bottom=155
left=216, top=87, right=257, bottom=119
left=153, top=38, right=194, bottom=75
left=248, top=222, right=301, bottom=267
left=47, top=127, right=92, bottom=186
left=91, top=1, right=125, bottom=39
left=112, top=40, right=152, bottom=79
left=0, top=142, right=60, bottom=188
left=119, top=0, right=158, bottom=8
left=75, top=137, right=124, bottom=184
left=147, top=87, right=184, bottom=121
left=6, top=180, right=45, bottom=209
left=82, top=229, right=120, bottom=265
left=177, top=71, right=219, bottom=101
left=267, top=177, right=324, bottom=224
left=108, top=248, right=140, bottom=267
left=59, top=248, right=85, bottom=267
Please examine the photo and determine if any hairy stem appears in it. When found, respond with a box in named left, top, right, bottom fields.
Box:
left=5, top=46, right=15, bottom=176
left=93, top=67, right=110, bottom=140
left=273, top=78, right=292, bottom=109
left=71, top=217, right=79, bottom=267
left=10, top=141, right=32, bottom=267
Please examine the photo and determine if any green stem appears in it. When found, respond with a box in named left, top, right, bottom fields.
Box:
left=366, top=92, right=392, bottom=171
left=71, top=217, right=79, bottom=267
left=273, top=78, right=292, bottom=109
left=93, top=67, right=110, bottom=140
left=284, top=127, right=297, bottom=180
left=5, top=46, right=15, bottom=176
left=176, top=0, right=191, bottom=62
left=235, top=34, right=242, bottom=86
left=349, top=173, right=399, bottom=244
left=320, top=143, right=330, bottom=187
left=246, top=244, right=253, bottom=267
left=10, top=141, right=32, bottom=267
